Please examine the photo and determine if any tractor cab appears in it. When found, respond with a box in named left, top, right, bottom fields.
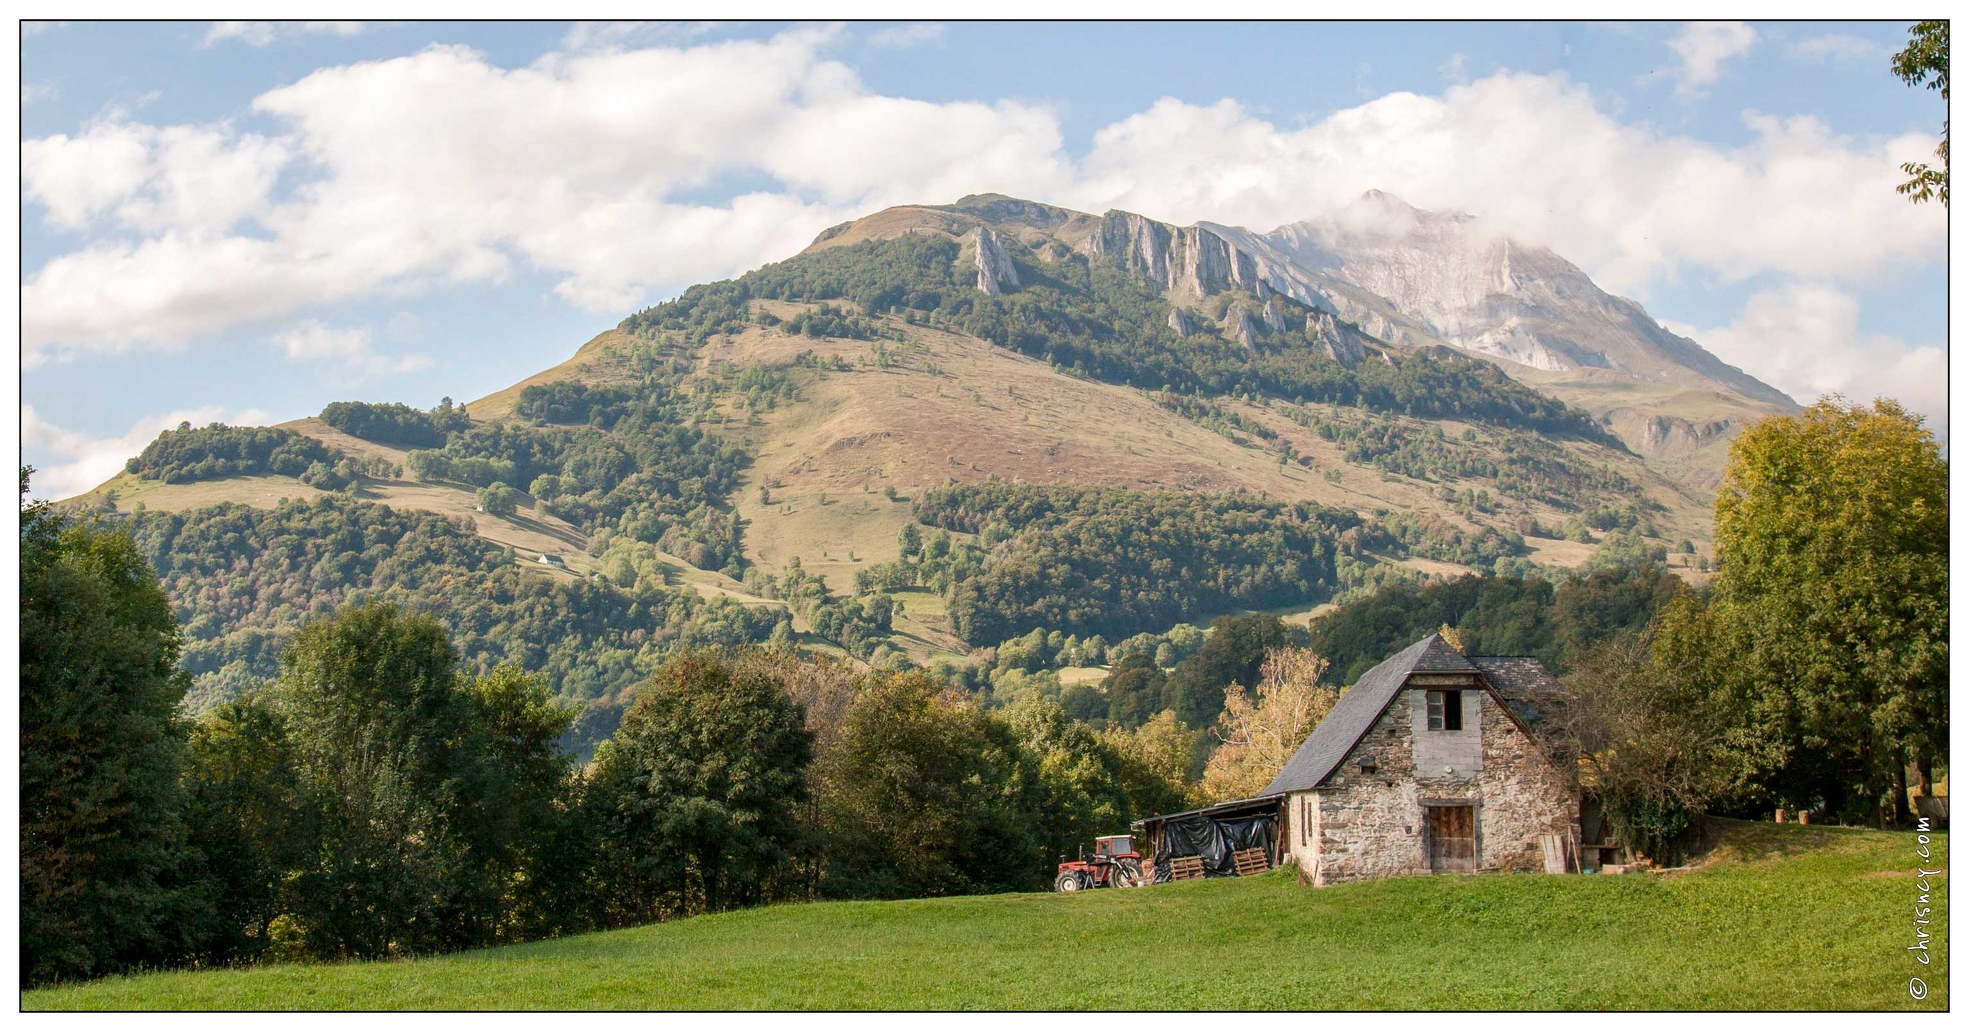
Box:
left=1093, top=835, right=1137, bottom=860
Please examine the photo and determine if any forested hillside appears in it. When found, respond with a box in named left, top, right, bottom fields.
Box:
left=123, top=497, right=783, bottom=736
left=71, top=197, right=1728, bottom=751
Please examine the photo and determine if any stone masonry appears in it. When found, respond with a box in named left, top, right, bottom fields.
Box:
left=1284, top=675, right=1578, bottom=886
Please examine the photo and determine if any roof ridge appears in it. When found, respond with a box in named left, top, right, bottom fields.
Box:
left=1258, top=633, right=1456, bottom=797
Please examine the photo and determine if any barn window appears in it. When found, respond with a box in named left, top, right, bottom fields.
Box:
left=1427, top=690, right=1463, bottom=731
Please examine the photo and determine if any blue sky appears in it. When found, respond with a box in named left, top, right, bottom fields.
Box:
left=20, top=20, right=1949, bottom=497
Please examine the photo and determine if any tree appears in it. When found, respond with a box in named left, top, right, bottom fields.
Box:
left=587, top=650, right=813, bottom=919
left=181, top=695, right=311, bottom=966
left=1893, top=21, right=1948, bottom=205
left=261, top=606, right=523, bottom=961
left=1703, top=399, right=1947, bottom=824
left=1200, top=647, right=1343, bottom=802
left=476, top=481, right=522, bottom=517
left=1101, top=651, right=1170, bottom=729
left=1163, top=613, right=1302, bottom=727
left=1559, top=630, right=1742, bottom=865
left=21, top=469, right=200, bottom=985
left=456, top=665, right=577, bottom=940
left=1004, top=698, right=1133, bottom=861
left=1101, top=710, right=1202, bottom=819
left=816, top=671, right=1043, bottom=898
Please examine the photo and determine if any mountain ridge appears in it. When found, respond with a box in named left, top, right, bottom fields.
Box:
left=796, top=191, right=1795, bottom=468
left=68, top=189, right=1755, bottom=729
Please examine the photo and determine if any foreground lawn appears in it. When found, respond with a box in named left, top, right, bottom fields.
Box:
left=26, top=820, right=1947, bottom=1010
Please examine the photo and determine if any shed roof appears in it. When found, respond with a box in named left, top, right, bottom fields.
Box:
left=1130, top=793, right=1285, bottom=831
left=1259, top=633, right=1472, bottom=796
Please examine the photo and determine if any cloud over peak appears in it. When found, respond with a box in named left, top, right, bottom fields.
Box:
left=20, top=28, right=1946, bottom=430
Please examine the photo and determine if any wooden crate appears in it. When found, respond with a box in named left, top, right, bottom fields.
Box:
left=1168, top=856, right=1205, bottom=881
left=1232, top=848, right=1270, bottom=877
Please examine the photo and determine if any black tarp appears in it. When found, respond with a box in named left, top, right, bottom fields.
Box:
left=1148, top=809, right=1278, bottom=881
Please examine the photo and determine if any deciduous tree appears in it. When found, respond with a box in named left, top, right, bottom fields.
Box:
left=1699, top=399, right=1947, bottom=823
left=1200, top=647, right=1343, bottom=802
left=21, top=470, right=200, bottom=985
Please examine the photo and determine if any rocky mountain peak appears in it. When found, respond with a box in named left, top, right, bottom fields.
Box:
left=796, top=191, right=1792, bottom=416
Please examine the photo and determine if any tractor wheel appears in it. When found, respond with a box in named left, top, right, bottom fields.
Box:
left=1055, top=871, right=1083, bottom=893
left=1113, top=860, right=1144, bottom=888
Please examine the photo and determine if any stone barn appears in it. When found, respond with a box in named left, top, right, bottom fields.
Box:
left=1265, top=633, right=1581, bottom=886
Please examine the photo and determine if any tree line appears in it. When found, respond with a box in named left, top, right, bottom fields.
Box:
left=116, top=494, right=780, bottom=741
left=910, top=483, right=1363, bottom=646
left=125, top=422, right=368, bottom=490
left=23, top=475, right=1192, bottom=985
left=1542, top=399, right=1946, bottom=861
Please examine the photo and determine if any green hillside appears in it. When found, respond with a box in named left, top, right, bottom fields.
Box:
left=63, top=198, right=1730, bottom=743
left=25, top=821, right=1947, bottom=1011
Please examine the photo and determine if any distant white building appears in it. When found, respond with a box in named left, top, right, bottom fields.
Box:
left=538, top=554, right=566, bottom=567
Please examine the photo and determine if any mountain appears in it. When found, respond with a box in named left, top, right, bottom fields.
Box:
left=1246, top=191, right=1789, bottom=400
left=803, top=192, right=1793, bottom=475
left=67, top=191, right=1762, bottom=737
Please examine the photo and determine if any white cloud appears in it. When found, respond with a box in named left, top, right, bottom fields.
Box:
left=274, top=321, right=432, bottom=380
left=867, top=24, right=946, bottom=50
left=1064, top=77, right=1942, bottom=299
left=21, top=116, right=289, bottom=233
left=1437, top=53, right=1468, bottom=85
left=1667, top=21, right=1756, bottom=97
left=19, top=29, right=1944, bottom=405
left=204, top=21, right=365, bottom=48
left=22, top=80, right=57, bottom=106
left=23, top=32, right=1068, bottom=359
left=1664, top=284, right=1947, bottom=438
left=1788, top=34, right=1886, bottom=63
left=23, top=404, right=273, bottom=500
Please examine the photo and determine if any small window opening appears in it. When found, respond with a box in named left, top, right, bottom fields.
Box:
left=1427, top=690, right=1463, bottom=731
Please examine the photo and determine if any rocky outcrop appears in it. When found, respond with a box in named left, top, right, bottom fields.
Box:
left=1088, top=211, right=1172, bottom=287
left=1600, top=408, right=1737, bottom=459
left=974, top=225, right=1020, bottom=296
left=1174, top=225, right=1266, bottom=298
left=1308, top=311, right=1365, bottom=364
left=1086, top=211, right=1271, bottom=299
left=1167, top=307, right=1197, bottom=336
left=1263, top=298, right=1287, bottom=333
left=1230, top=308, right=1260, bottom=348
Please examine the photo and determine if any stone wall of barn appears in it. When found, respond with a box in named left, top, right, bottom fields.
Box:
left=1291, top=684, right=1578, bottom=886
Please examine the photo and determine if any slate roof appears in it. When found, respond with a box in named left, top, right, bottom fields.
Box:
left=1259, top=633, right=1473, bottom=796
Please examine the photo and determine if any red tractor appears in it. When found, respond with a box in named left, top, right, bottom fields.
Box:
left=1054, top=835, right=1145, bottom=891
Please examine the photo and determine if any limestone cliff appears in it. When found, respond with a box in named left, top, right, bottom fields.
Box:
left=973, top=225, right=1020, bottom=296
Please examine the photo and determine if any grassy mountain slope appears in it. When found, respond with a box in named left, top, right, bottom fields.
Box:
left=67, top=197, right=1731, bottom=726
left=25, top=821, right=1946, bottom=1010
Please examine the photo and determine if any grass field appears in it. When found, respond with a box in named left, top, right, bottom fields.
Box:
left=25, top=821, right=1946, bottom=1010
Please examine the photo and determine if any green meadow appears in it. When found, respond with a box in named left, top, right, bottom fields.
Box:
left=26, top=820, right=1945, bottom=1011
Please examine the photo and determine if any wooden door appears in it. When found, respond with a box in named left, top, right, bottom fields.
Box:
left=1427, top=805, right=1476, bottom=872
